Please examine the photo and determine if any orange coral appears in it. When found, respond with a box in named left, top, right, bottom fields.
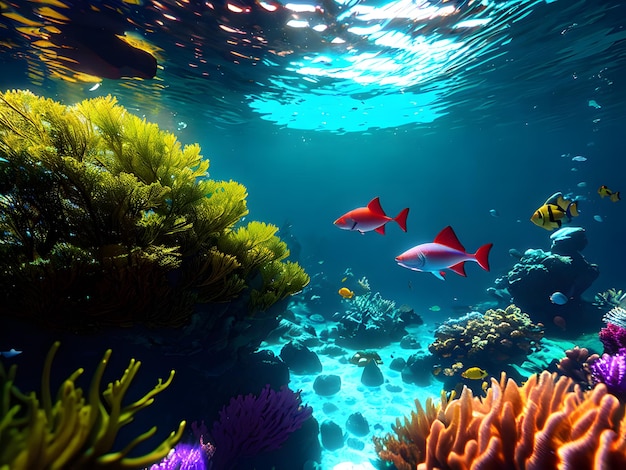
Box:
left=375, top=371, right=626, bottom=470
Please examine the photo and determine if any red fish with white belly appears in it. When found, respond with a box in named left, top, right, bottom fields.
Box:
left=334, top=197, right=409, bottom=235
left=395, top=226, right=492, bottom=280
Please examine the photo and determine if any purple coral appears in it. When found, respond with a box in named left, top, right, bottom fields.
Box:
left=150, top=443, right=208, bottom=470
left=599, top=322, right=626, bottom=355
left=590, top=348, right=626, bottom=401
left=209, top=384, right=312, bottom=469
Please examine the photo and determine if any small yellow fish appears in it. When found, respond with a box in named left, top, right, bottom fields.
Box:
left=598, top=185, right=620, bottom=203
left=461, top=367, right=488, bottom=380
left=530, top=192, right=579, bottom=230
left=429, top=305, right=441, bottom=312
left=338, top=287, right=354, bottom=299
left=341, top=276, right=348, bottom=282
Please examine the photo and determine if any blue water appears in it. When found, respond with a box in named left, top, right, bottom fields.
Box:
left=2, top=0, right=625, bottom=315
left=1, top=0, right=626, bottom=467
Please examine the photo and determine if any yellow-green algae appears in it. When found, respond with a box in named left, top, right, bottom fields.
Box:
left=0, top=341, right=184, bottom=469
left=0, top=90, right=309, bottom=330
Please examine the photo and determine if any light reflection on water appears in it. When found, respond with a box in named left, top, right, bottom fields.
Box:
left=0, top=0, right=624, bottom=132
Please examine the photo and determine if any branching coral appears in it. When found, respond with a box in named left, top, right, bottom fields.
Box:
left=554, top=346, right=599, bottom=390
left=375, top=371, right=626, bottom=470
left=0, top=341, right=185, bottom=469
left=594, top=289, right=626, bottom=311
left=0, top=90, right=308, bottom=329
left=333, top=291, right=407, bottom=347
left=428, top=305, right=543, bottom=378
left=373, top=395, right=442, bottom=470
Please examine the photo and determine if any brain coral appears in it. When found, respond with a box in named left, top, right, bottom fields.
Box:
left=428, top=305, right=543, bottom=378
left=374, top=371, right=626, bottom=470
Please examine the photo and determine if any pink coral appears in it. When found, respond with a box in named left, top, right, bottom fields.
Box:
left=599, top=322, right=626, bottom=355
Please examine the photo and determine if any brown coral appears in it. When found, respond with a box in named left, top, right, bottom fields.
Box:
left=428, top=305, right=543, bottom=379
left=375, top=371, right=626, bottom=470
left=555, top=346, right=599, bottom=389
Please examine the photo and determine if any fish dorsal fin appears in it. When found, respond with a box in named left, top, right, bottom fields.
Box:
left=449, top=262, right=467, bottom=277
left=367, top=197, right=386, bottom=216
left=544, top=192, right=569, bottom=209
left=543, top=192, right=561, bottom=205
left=434, top=226, right=466, bottom=252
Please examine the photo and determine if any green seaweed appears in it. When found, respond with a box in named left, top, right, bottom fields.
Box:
left=0, top=341, right=184, bottom=469
left=0, top=90, right=309, bottom=330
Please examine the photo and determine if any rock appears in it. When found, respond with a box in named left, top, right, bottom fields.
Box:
left=401, top=366, right=416, bottom=384
left=400, top=334, right=421, bottom=349
left=322, top=402, right=339, bottom=413
left=360, top=361, right=384, bottom=386
left=320, top=420, right=344, bottom=450
left=313, top=374, right=341, bottom=396
left=280, top=341, right=322, bottom=375
left=346, top=438, right=365, bottom=450
left=309, top=314, right=326, bottom=323
left=318, top=344, right=346, bottom=357
left=389, top=357, right=406, bottom=371
left=319, top=328, right=330, bottom=342
left=397, top=304, right=424, bottom=326
left=385, top=383, right=402, bottom=393
left=403, top=353, right=435, bottom=386
left=345, top=412, right=369, bottom=436
left=550, top=227, right=588, bottom=255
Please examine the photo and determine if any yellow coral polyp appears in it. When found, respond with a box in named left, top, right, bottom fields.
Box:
left=0, top=341, right=185, bottom=469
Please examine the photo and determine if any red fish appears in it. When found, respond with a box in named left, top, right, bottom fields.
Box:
left=553, top=315, right=567, bottom=331
left=334, top=197, right=409, bottom=235
left=395, top=226, right=492, bottom=280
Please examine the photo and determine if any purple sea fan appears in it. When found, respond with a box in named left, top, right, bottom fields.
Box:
left=590, top=348, right=626, bottom=401
left=209, top=384, right=312, bottom=469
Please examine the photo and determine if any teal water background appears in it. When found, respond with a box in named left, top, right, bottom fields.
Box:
left=1, top=0, right=625, bottom=319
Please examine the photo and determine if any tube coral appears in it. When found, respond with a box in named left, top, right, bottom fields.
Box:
left=375, top=371, right=626, bottom=470
left=0, top=341, right=185, bottom=469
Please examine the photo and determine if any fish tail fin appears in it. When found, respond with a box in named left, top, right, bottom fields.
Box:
left=612, top=192, right=621, bottom=202
left=394, top=208, right=409, bottom=232
left=474, top=243, right=493, bottom=271
left=567, top=201, right=580, bottom=218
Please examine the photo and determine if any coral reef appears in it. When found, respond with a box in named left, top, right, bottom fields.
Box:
left=204, top=385, right=312, bottom=470
left=600, top=320, right=626, bottom=355
left=493, top=229, right=600, bottom=333
left=428, top=305, right=543, bottom=381
left=552, top=346, right=599, bottom=390
left=590, top=348, right=626, bottom=402
left=332, top=291, right=413, bottom=348
left=0, top=341, right=184, bottom=469
left=374, top=371, right=626, bottom=470
left=150, top=442, right=210, bottom=470
left=603, top=305, right=626, bottom=328
left=0, top=90, right=308, bottom=331
left=594, top=288, right=626, bottom=311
